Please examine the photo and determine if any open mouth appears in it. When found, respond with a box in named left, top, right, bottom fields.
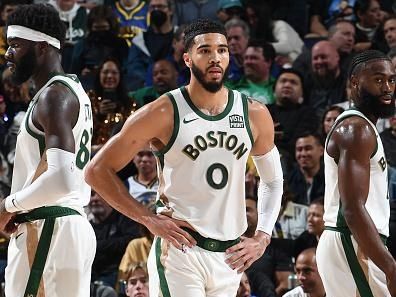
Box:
left=380, top=96, right=393, bottom=104
left=6, top=62, right=16, bottom=73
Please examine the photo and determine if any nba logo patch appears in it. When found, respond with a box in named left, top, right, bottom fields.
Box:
left=229, top=114, right=244, bottom=128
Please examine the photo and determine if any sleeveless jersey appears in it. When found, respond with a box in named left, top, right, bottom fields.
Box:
left=155, top=87, right=253, bottom=240
left=323, top=109, right=389, bottom=236
left=10, top=74, right=93, bottom=209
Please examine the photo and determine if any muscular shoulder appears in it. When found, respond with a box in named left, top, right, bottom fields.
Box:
left=331, top=115, right=376, bottom=155
left=246, top=98, right=275, bottom=155
left=34, top=82, right=79, bottom=129
left=121, top=93, right=175, bottom=148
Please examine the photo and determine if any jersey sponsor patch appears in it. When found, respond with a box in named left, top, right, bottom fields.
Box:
left=229, top=114, right=244, bottom=128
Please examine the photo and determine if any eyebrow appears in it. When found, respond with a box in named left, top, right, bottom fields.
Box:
left=196, top=44, right=229, bottom=50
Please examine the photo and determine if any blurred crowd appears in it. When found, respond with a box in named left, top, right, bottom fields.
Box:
left=0, top=0, right=396, bottom=296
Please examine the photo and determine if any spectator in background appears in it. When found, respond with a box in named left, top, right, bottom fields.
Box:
left=230, top=40, right=276, bottom=104
left=294, top=198, right=325, bottom=258
left=49, top=0, right=88, bottom=71
left=383, top=15, right=396, bottom=50
left=293, top=20, right=355, bottom=79
left=0, top=0, right=25, bottom=71
left=127, top=148, right=158, bottom=205
left=244, top=195, right=278, bottom=297
left=225, top=18, right=250, bottom=83
left=89, top=190, right=141, bottom=287
left=287, top=132, right=325, bottom=205
left=308, top=0, right=355, bottom=37
left=0, top=68, right=29, bottom=129
left=173, top=0, right=218, bottom=26
left=216, top=0, right=245, bottom=24
left=282, top=248, right=326, bottom=297
left=118, top=206, right=155, bottom=289
left=224, top=19, right=250, bottom=82
left=243, top=1, right=303, bottom=65
left=89, top=57, right=130, bottom=146
left=112, top=0, right=148, bottom=47
left=237, top=272, right=258, bottom=297
left=328, top=20, right=356, bottom=70
left=130, top=59, right=178, bottom=108
left=125, top=0, right=174, bottom=91
left=304, top=41, right=347, bottom=117
left=267, top=68, right=319, bottom=168
left=124, top=264, right=149, bottom=297
left=380, top=115, right=396, bottom=167
left=144, top=24, right=190, bottom=88
left=319, top=105, right=345, bottom=143
left=353, top=0, right=383, bottom=52
left=71, top=5, right=128, bottom=89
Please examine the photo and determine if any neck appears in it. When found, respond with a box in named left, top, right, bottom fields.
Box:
left=186, top=80, right=228, bottom=114
left=302, top=164, right=320, bottom=180
left=152, top=22, right=173, bottom=34
left=307, top=287, right=326, bottom=297
left=93, top=209, right=113, bottom=223
left=248, top=73, right=269, bottom=84
left=120, top=0, right=139, bottom=10
left=138, top=172, right=157, bottom=185
left=31, top=53, right=64, bottom=92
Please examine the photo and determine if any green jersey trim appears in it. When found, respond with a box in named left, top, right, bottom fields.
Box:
left=155, top=237, right=171, bottom=297
left=154, top=92, right=179, bottom=156
left=180, top=86, right=234, bottom=121
left=241, top=93, right=254, bottom=147
left=340, top=232, right=374, bottom=297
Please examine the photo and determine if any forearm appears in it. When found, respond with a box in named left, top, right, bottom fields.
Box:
left=85, top=162, right=154, bottom=225
left=253, top=147, right=284, bottom=235
left=5, top=148, right=77, bottom=212
left=345, top=205, right=396, bottom=274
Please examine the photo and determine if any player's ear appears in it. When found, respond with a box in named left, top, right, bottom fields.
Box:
left=36, top=41, right=49, bottom=55
left=350, top=75, right=358, bottom=89
left=183, top=52, right=192, bottom=68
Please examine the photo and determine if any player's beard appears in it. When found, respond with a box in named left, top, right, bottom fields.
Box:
left=11, top=46, right=37, bottom=85
left=191, top=62, right=229, bottom=93
left=358, top=88, right=396, bottom=119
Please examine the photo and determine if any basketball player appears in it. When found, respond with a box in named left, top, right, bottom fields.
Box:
left=85, top=19, right=283, bottom=296
left=0, top=4, right=96, bottom=297
left=316, top=50, right=396, bottom=297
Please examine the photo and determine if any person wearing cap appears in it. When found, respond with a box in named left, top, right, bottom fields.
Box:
left=217, top=0, right=245, bottom=24
left=0, top=4, right=96, bottom=297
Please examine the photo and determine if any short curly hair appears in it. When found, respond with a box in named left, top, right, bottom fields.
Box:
left=7, top=4, right=66, bottom=45
left=183, top=19, right=226, bottom=51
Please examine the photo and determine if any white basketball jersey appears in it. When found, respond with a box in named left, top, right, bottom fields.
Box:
left=155, top=87, right=253, bottom=240
left=323, top=109, right=389, bottom=236
left=10, top=74, right=93, bottom=208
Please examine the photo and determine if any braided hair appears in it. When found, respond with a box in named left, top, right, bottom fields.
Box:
left=7, top=4, right=66, bottom=46
left=183, top=19, right=226, bottom=51
left=348, top=50, right=391, bottom=78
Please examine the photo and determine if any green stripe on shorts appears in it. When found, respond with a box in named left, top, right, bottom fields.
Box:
left=155, top=237, right=171, bottom=297
left=340, top=233, right=374, bottom=297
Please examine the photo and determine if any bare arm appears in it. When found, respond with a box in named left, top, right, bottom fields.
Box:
left=332, top=117, right=396, bottom=291
left=85, top=95, right=196, bottom=249
left=226, top=100, right=282, bottom=272
left=0, top=83, right=79, bottom=229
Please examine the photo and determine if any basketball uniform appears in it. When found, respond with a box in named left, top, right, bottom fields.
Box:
left=316, top=109, right=391, bottom=297
left=5, top=74, right=96, bottom=297
left=147, top=86, right=253, bottom=297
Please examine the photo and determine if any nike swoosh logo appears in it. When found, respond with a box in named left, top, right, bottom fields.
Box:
left=183, top=118, right=199, bottom=124
left=15, top=232, right=23, bottom=240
